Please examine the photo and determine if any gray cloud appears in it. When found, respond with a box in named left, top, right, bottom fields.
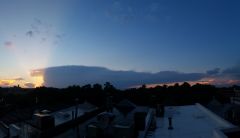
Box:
left=201, top=65, right=240, bottom=86
left=206, top=68, right=221, bottom=75
left=221, top=64, right=240, bottom=79
left=14, top=77, right=24, bottom=81
left=30, top=69, right=44, bottom=77
left=4, top=41, right=14, bottom=48
left=24, top=82, right=35, bottom=88
left=26, top=31, right=34, bottom=37
left=32, top=65, right=206, bottom=89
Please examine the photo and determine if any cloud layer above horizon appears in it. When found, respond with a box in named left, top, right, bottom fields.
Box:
left=30, top=65, right=240, bottom=89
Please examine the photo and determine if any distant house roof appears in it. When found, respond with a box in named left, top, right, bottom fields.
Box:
left=207, top=99, right=240, bottom=118
left=0, top=108, right=33, bottom=125
left=207, top=98, right=223, bottom=115
left=116, top=99, right=136, bottom=109
left=208, top=98, right=222, bottom=107
left=115, top=99, right=136, bottom=116
left=78, top=102, right=97, bottom=110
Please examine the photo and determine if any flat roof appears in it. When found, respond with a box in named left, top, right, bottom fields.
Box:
left=148, top=104, right=235, bottom=138
left=52, top=103, right=97, bottom=126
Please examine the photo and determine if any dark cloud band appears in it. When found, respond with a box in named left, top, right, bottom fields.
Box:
left=34, top=65, right=206, bottom=88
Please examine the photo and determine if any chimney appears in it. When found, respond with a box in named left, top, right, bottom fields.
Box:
left=34, top=112, right=55, bottom=130
left=168, top=117, right=173, bottom=130
left=156, top=104, right=164, bottom=117
left=75, top=98, right=79, bottom=119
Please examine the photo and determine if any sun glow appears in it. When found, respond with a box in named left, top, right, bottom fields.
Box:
left=1, top=21, right=61, bottom=88
left=32, top=76, right=44, bottom=87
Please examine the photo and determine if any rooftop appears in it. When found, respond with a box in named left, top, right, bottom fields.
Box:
left=148, top=104, right=235, bottom=138
left=51, top=102, right=97, bottom=126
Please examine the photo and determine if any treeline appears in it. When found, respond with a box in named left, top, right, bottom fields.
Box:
left=0, top=82, right=237, bottom=110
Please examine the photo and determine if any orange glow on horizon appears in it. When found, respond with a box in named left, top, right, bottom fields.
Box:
left=143, top=81, right=210, bottom=88
left=0, top=75, right=43, bottom=88
left=0, top=79, right=16, bottom=86
left=137, top=77, right=240, bottom=88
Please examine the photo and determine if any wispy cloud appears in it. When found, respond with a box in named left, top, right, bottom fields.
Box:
left=26, top=31, right=34, bottom=37
left=2, top=18, right=65, bottom=50
left=106, top=1, right=135, bottom=23
left=145, top=2, right=171, bottom=22
left=14, top=77, right=24, bottom=81
left=30, top=69, right=44, bottom=77
left=105, top=1, right=171, bottom=23
left=4, top=41, right=14, bottom=49
left=25, top=18, right=64, bottom=45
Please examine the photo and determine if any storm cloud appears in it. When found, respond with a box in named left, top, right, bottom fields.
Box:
left=31, top=65, right=206, bottom=89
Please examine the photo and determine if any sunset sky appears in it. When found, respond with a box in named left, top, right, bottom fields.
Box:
left=1, top=0, right=240, bottom=88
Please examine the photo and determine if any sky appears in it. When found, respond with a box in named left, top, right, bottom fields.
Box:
left=1, top=0, right=240, bottom=88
